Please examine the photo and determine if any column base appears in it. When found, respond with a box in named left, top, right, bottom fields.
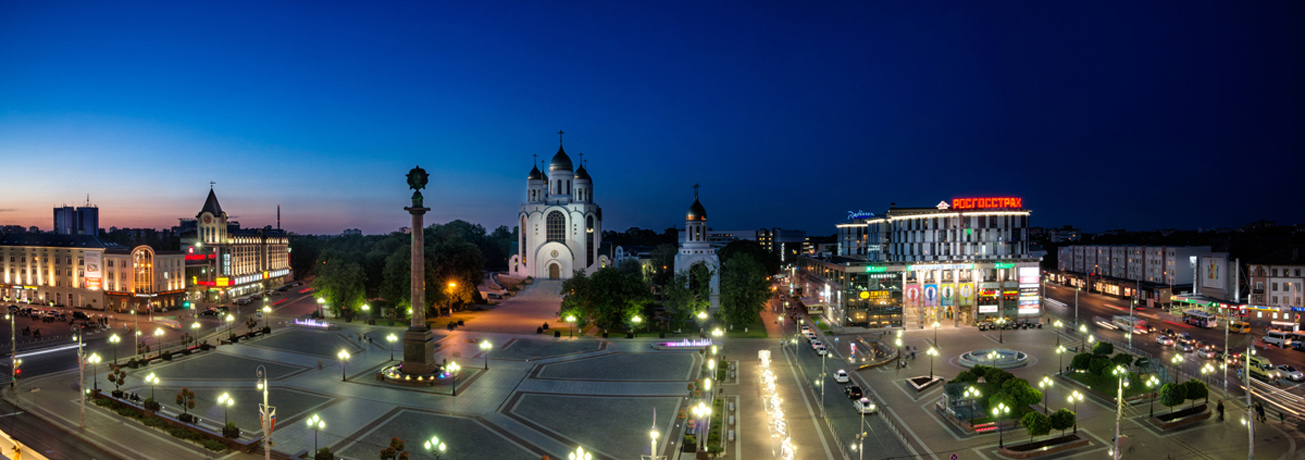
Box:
left=401, top=328, right=439, bottom=375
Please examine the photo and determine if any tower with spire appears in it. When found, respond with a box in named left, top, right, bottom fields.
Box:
left=674, top=184, right=721, bottom=312
left=510, top=131, right=606, bottom=280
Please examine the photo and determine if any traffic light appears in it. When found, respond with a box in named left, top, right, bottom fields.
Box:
left=183, top=301, right=192, bottom=309
left=13, top=368, right=19, bottom=379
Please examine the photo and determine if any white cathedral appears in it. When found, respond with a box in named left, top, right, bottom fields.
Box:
left=674, top=186, right=721, bottom=311
left=509, top=138, right=607, bottom=280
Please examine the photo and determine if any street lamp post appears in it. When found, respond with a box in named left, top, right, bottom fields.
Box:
left=146, top=372, right=160, bottom=402
left=1074, top=286, right=1081, bottom=327
left=931, top=321, right=940, bottom=346
left=257, top=365, right=273, bottom=460
left=218, top=392, right=234, bottom=427
left=995, top=317, right=1007, bottom=343
left=226, top=314, right=236, bottom=339
left=424, top=435, right=448, bottom=460
left=6, top=313, right=14, bottom=389
left=446, top=281, right=457, bottom=317
left=1112, top=365, right=1130, bottom=460
left=480, top=340, right=492, bottom=370
left=263, top=305, right=272, bottom=328
left=1055, top=345, right=1067, bottom=375
left=649, top=424, right=660, bottom=460
left=566, top=315, right=576, bottom=338
left=895, top=330, right=903, bottom=369
left=1039, top=375, right=1054, bottom=413
left=154, top=328, right=165, bottom=358
left=108, top=333, right=120, bottom=365
left=569, top=446, right=593, bottom=460
left=88, top=353, right=101, bottom=391
left=447, top=361, right=461, bottom=396
left=337, top=350, right=350, bottom=381
left=927, top=347, right=939, bottom=380
left=1145, top=375, right=1159, bottom=416
left=387, top=333, right=397, bottom=361
left=632, top=315, right=642, bottom=337
left=992, top=402, right=1010, bottom=448
left=307, top=414, right=325, bottom=453
left=1068, top=390, right=1083, bottom=433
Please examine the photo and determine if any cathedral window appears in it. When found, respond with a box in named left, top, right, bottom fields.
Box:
left=547, top=211, right=565, bottom=243
left=586, top=215, right=595, bottom=264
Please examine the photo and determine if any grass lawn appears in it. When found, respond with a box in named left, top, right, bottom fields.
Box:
left=1065, top=371, right=1150, bottom=399
left=725, top=315, right=769, bottom=338
left=955, top=381, right=1039, bottom=424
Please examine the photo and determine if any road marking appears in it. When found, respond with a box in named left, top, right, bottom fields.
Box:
left=881, top=403, right=938, bottom=460
left=0, top=411, right=23, bottom=418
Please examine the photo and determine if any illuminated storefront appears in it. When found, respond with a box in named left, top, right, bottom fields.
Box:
left=179, top=188, right=292, bottom=303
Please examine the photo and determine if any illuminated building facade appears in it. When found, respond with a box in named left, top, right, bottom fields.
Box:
left=179, top=188, right=291, bottom=302
left=674, top=187, right=720, bottom=311
left=508, top=141, right=607, bottom=280
left=0, top=234, right=184, bottom=312
left=802, top=198, right=1041, bottom=329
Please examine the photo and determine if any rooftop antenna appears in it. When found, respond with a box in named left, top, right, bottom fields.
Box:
left=277, top=205, right=281, bottom=230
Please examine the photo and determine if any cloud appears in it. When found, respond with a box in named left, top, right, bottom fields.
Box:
left=0, top=209, right=17, bottom=212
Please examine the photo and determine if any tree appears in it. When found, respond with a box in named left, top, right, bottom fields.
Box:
left=380, top=437, right=409, bottom=460
left=986, top=368, right=1015, bottom=387
left=952, top=370, right=977, bottom=384
left=561, top=266, right=651, bottom=331
left=649, top=244, right=678, bottom=286
left=1070, top=353, right=1094, bottom=371
left=1182, top=379, right=1209, bottom=407
left=662, top=271, right=709, bottom=331
left=1020, top=411, right=1051, bottom=444
left=719, top=256, right=769, bottom=328
left=313, top=252, right=366, bottom=316
left=426, top=237, right=486, bottom=316
left=1160, top=382, right=1187, bottom=413
left=1088, top=356, right=1112, bottom=377
left=1004, top=379, right=1042, bottom=407
left=1092, top=342, right=1114, bottom=356
left=1110, top=353, right=1134, bottom=369
left=380, top=245, right=412, bottom=312
left=175, top=387, right=195, bottom=417
left=718, top=240, right=780, bottom=276
left=109, top=366, right=126, bottom=393
left=1049, top=409, right=1075, bottom=437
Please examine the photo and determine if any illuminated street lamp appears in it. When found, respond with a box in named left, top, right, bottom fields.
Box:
left=154, top=328, right=166, bottom=358
left=566, top=315, right=576, bottom=338
left=226, top=314, right=236, bottom=338
left=316, top=297, right=325, bottom=318
left=424, top=435, right=448, bottom=460
left=386, top=333, right=398, bottom=361
left=1055, top=345, right=1068, bottom=375
left=146, top=372, right=160, bottom=402
left=1067, top=390, right=1084, bottom=433
left=480, top=340, right=492, bottom=370
left=569, top=446, right=593, bottom=460
left=1039, top=375, right=1054, bottom=413
left=87, top=353, right=101, bottom=390
left=994, top=317, right=1007, bottom=343
left=711, top=327, right=723, bottom=338
left=262, top=305, right=272, bottom=327
left=218, top=392, right=234, bottom=426
left=992, top=402, right=1011, bottom=447
left=307, top=414, right=325, bottom=453
left=447, top=361, right=462, bottom=396
left=926, top=347, right=939, bottom=380
left=337, top=350, right=350, bottom=381
left=631, top=315, right=642, bottom=337
left=109, top=333, right=121, bottom=365
left=1145, top=375, right=1160, bottom=416
left=446, top=281, right=457, bottom=317
left=931, top=321, right=940, bottom=345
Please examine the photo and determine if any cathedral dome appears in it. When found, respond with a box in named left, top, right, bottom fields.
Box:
left=687, top=198, right=707, bottom=221
left=549, top=146, right=573, bottom=172
left=574, top=164, right=590, bottom=180
left=528, top=165, right=544, bottom=181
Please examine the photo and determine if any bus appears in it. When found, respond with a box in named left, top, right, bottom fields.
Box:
left=1182, top=310, right=1218, bottom=329
left=1268, top=321, right=1299, bottom=334
left=1112, top=315, right=1149, bottom=334
left=1291, top=332, right=1305, bottom=351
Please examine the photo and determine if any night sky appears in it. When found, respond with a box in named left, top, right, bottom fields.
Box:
left=1, top=2, right=1300, bottom=236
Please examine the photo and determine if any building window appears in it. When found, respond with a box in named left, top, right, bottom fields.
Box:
left=547, top=211, right=565, bottom=243
left=586, top=215, right=595, bottom=264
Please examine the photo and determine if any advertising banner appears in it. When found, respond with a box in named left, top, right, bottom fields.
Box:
left=1019, top=266, right=1039, bottom=285
left=940, top=284, right=955, bottom=306
left=959, top=284, right=975, bottom=306
left=1202, top=256, right=1226, bottom=290
left=979, top=305, right=999, bottom=313
left=924, top=284, right=938, bottom=306
left=905, top=285, right=920, bottom=307
left=83, top=251, right=102, bottom=290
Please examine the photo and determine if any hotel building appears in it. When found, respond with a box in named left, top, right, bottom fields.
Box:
left=0, top=233, right=185, bottom=312
left=798, top=198, right=1041, bottom=329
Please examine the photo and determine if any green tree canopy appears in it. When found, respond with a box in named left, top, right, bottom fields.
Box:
left=720, top=256, right=769, bottom=328
left=1088, top=356, right=1112, bottom=377
left=1020, top=411, right=1051, bottom=443
left=662, top=270, right=709, bottom=331
left=561, top=266, right=651, bottom=331
left=1110, top=353, right=1134, bottom=368
left=650, top=244, right=678, bottom=286
left=1092, top=342, right=1114, bottom=356
left=1049, top=409, right=1075, bottom=436
left=1182, top=379, right=1208, bottom=406
left=1070, top=353, right=1094, bottom=371
left=1160, top=382, right=1187, bottom=411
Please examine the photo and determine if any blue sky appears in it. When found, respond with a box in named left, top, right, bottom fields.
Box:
left=1, top=1, right=1300, bottom=235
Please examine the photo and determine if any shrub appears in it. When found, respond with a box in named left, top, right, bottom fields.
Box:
left=969, top=365, right=991, bottom=379
left=203, top=439, right=227, bottom=452
left=1020, top=411, right=1051, bottom=443
left=1182, top=379, right=1209, bottom=406
left=1160, top=382, right=1187, bottom=412
left=262, top=326, right=272, bottom=334
left=952, top=370, right=977, bottom=384
left=986, top=368, right=1014, bottom=387
left=536, top=326, right=543, bottom=334
left=1092, top=342, right=1114, bottom=356
left=1110, top=353, right=1134, bottom=368
left=1088, top=356, right=1112, bottom=377
left=1049, top=408, right=1075, bottom=436
left=161, top=351, right=173, bottom=361
left=144, top=417, right=167, bottom=427
left=314, top=447, right=333, bottom=460
left=1070, top=353, right=1094, bottom=371
left=554, top=330, right=561, bottom=338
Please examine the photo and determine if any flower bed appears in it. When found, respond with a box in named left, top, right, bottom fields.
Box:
left=998, top=433, right=1089, bottom=458
left=1150, top=403, right=1209, bottom=430
left=90, top=390, right=254, bottom=453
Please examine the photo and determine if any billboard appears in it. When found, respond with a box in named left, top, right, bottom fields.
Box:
left=905, top=285, right=920, bottom=307
left=1019, top=267, right=1039, bottom=285
left=1202, top=256, right=1226, bottom=290
left=940, top=284, right=955, bottom=306
left=924, top=284, right=938, bottom=306
left=959, top=284, right=975, bottom=306
left=83, top=251, right=102, bottom=290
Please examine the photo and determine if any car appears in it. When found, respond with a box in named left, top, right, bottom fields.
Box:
left=1176, top=342, right=1195, bottom=352
left=487, top=293, right=503, bottom=300
left=800, top=324, right=811, bottom=333
left=1199, top=348, right=1217, bottom=359
left=1155, top=335, right=1174, bottom=346
left=816, top=345, right=828, bottom=356
left=1178, top=333, right=1194, bottom=343
left=1277, top=365, right=1305, bottom=382
left=853, top=397, right=878, bottom=414
left=72, top=311, right=90, bottom=321
left=199, top=309, right=221, bottom=317
left=844, top=385, right=863, bottom=399
left=834, top=369, right=850, bottom=383
left=811, top=339, right=823, bottom=349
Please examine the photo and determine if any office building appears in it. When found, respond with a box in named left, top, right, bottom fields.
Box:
left=54, top=205, right=99, bottom=236
left=0, top=233, right=185, bottom=312
left=178, top=188, right=292, bottom=302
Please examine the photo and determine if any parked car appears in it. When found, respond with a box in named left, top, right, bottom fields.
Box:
left=834, top=369, right=850, bottom=384
left=1277, top=365, right=1305, bottom=382
left=844, top=385, right=863, bottom=399
left=1155, top=335, right=1174, bottom=346
left=853, top=397, right=878, bottom=414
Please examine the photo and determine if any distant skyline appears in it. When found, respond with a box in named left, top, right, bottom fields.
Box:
left=2, top=2, right=1301, bottom=236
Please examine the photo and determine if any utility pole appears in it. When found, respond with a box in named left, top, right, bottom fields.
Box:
left=1246, top=343, right=1253, bottom=460
left=1228, top=258, right=1239, bottom=395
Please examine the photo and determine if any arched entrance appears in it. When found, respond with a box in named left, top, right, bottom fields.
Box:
left=549, top=263, right=561, bottom=280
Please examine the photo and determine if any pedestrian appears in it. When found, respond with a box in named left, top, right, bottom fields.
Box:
left=1255, top=402, right=1266, bottom=422
left=317, top=360, right=323, bottom=371
left=1217, top=400, right=1224, bottom=421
